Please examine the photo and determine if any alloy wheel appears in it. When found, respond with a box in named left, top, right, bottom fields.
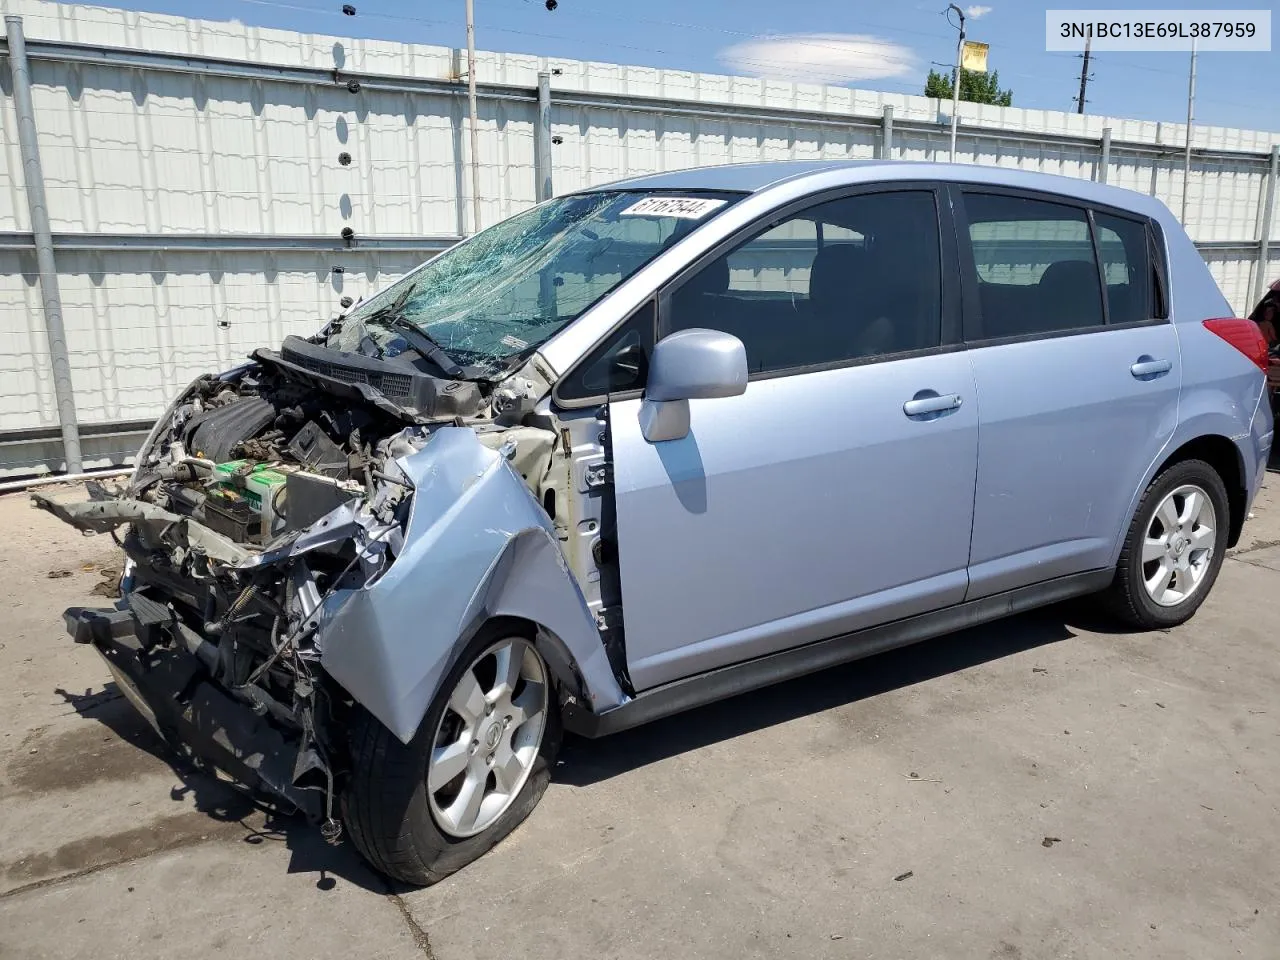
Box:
left=1141, top=483, right=1217, bottom=607
left=426, top=637, right=549, bottom=838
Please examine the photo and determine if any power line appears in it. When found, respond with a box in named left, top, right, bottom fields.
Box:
left=231, top=0, right=929, bottom=79
left=15, top=4, right=1274, bottom=122
left=511, top=0, right=955, bottom=48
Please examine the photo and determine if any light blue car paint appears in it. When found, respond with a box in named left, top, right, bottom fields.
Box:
left=613, top=350, right=980, bottom=690
left=963, top=323, right=1183, bottom=599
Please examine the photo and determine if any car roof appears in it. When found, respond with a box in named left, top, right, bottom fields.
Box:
left=593, top=160, right=1168, bottom=221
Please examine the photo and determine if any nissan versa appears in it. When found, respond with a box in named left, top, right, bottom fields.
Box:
left=40, top=161, right=1272, bottom=885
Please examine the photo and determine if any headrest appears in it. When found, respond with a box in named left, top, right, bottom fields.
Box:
left=809, top=244, right=865, bottom=310
left=1038, top=259, right=1100, bottom=293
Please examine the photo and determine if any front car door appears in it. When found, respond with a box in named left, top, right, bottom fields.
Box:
left=954, top=187, right=1182, bottom=598
left=607, top=185, right=981, bottom=691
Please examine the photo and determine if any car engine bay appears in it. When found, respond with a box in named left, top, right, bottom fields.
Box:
left=36, top=330, right=598, bottom=832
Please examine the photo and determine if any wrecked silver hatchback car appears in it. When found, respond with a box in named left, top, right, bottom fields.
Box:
left=41, top=161, right=1268, bottom=884
left=43, top=182, right=750, bottom=884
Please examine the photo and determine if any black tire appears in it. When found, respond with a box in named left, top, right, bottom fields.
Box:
left=342, top=622, right=562, bottom=886
left=1105, top=458, right=1230, bottom=629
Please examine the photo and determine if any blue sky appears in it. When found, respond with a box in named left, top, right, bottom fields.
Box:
left=118, top=0, right=1277, bottom=131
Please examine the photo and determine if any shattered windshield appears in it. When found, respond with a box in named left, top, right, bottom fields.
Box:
left=331, top=190, right=743, bottom=377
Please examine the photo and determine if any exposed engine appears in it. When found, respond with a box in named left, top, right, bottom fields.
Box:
left=41, top=334, right=564, bottom=830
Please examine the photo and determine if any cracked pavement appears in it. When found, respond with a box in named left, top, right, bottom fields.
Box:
left=2, top=478, right=1279, bottom=959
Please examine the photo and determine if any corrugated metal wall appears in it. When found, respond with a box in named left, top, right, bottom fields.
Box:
left=1, top=0, right=1278, bottom=477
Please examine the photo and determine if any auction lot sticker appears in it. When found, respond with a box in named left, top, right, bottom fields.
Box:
left=1046, top=10, right=1271, bottom=51
left=620, top=197, right=728, bottom=219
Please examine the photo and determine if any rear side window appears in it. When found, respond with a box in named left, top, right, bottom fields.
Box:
left=1094, top=211, right=1152, bottom=325
left=962, top=193, right=1105, bottom=339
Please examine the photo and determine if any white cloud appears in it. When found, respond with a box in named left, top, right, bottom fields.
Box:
left=719, top=33, right=916, bottom=85
left=966, top=5, right=993, bottom=17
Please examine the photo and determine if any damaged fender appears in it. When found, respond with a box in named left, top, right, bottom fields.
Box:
left=318, top=427, right=627, bottom=744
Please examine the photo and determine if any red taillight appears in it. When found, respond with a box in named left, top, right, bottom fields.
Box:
left=1203, top=318, right=1269, bottom=373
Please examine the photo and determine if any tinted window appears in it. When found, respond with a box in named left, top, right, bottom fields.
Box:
left=556, top=301, right=655, bottom=401
left=1095, top=211, right=1152, bottom=324
left=665, top=191, right=942, bottom=374
left=1149, top=226, right=1169, bottom=318
left=963, top=193, right=1104, bottom=339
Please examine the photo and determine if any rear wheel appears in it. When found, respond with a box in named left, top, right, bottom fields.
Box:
left=1106, top=459, right=1229, bottom=629
left=342, top=623, right=561, bottom=885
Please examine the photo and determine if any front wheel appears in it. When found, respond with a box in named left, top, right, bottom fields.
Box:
left=342, top=623, right=561, bottom=885
left=1105, top=458, right=1230, bottom=629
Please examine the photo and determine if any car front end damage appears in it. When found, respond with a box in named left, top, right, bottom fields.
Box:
left=37, top=342, right=627, bottom=835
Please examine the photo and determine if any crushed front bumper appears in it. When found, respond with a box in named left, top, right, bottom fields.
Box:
left=65, top=601, right=324, bottom=819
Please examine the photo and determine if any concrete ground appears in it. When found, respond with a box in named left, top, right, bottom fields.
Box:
left=2, top=481, right=1279, bottom=960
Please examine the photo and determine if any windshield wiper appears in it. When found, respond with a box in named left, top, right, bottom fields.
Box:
left=363, top=281, right=417, bottom=326
left=387, top=317, right=465, bottom=379
left=358, top=283, right=466, bottom=379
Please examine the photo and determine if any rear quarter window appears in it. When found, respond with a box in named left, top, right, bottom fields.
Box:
left=1094, top=211, right=1153, bottom=325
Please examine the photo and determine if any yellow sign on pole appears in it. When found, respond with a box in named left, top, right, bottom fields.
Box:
left=961, top=40, right=989, bottom=74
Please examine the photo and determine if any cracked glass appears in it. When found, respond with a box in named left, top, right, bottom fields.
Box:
left=333, top=189, right=743, bottom=377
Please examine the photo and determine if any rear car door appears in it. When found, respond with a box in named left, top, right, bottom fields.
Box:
left=605, top=186, right=981, bottom=690
left=955, top=187, right=1181, bottom=598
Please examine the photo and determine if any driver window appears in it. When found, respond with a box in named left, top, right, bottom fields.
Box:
left=664, top=191, right=943, bottom=374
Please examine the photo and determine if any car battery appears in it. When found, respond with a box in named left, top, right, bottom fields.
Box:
left=203, top=491, right=261, bottom=542
left=211, top=460, right=290, bottom=539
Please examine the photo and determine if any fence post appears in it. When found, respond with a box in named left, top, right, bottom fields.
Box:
left=535, top=72, right=553, bottom=202
left=1250, top=144, right=1279, bottom=310
left=1097, top=126, right=1111, bottom=184
left=5, top=15, right=82, bottom=474
left=879, top=106, right=894, bottom=161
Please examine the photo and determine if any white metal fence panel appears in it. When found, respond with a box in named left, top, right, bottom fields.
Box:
left=0, top=0, right=1277, bottom=477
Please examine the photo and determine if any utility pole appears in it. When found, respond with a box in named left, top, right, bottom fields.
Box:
left=947, top=3, right=965, bottom=163
left=465, top=0, right=482, bottom=233
left=5, top=15, right=82, bottom=474
left=1182, top=38, right=1198, bottom=224
left=1075, top=32, right=1091, bottom=114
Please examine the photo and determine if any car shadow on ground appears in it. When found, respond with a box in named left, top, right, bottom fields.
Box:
left=47, top=598, right=1124, bottom=892
left=556, top=599, right=1117, bottom=787
left=52, top=686, right=394, bottom=895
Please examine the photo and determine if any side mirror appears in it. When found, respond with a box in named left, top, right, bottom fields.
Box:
left=638, top=328, right=747, bottom=443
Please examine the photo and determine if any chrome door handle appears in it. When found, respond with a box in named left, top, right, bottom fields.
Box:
left=903, top=393, right=962, bottom=418
left=1130, top=357, right=1172, bottom=379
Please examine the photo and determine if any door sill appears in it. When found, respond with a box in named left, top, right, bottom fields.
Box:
left=563, top=568, right=1113, bottom=738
